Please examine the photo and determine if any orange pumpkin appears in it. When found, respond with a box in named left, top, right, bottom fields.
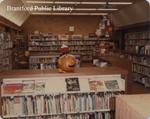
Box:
left=58, top=54, right=77, bottom=73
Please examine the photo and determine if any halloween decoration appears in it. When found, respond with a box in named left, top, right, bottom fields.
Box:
left=95, top=16, right=113, bottom=38
left=99, top=41, right=116, bottom=56
left=60, top=44, right=69, bottom=55
left=58, top=54, right=77, bottom=73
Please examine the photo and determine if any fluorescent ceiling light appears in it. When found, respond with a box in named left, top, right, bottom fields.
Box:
left=31, top=12, right=108, bottom=16
left=74, top=8, right=118, bottom=11
left=26, top=1, right=132, bottom=5
left=106, top=2, right=132, bottom=5
left=81, top=2, right=132, bottom=5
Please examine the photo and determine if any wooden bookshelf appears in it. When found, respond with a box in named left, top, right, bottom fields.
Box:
left=0, top=32, right=13, bottom=71
left=28, top=33, right=111, bottom=69
left=0, top=67, right=127, bottom=119
left=13, top=35, right=28, bottom=69
left=124, top=31, right=150, bottom=87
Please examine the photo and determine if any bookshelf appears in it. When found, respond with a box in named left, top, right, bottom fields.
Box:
left=14, top=35, right=28, bottom=69
left=29, top=55, right=59, bottom=70
left=0, top=74, right=125, bottom=119
left=124, top=31, right=150, bottom=87
left=28, top=34, right=60, bottom=70
left=0, top=32, right=13, bottom=71
left=28, top=33, right=110, bottom=69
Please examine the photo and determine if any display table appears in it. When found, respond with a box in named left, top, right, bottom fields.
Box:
left=116, top=94, right=150, bottom=119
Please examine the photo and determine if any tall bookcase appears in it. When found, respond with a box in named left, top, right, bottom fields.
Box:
left=0, top=32, right=13, bottom=71
left=124, top=31, right=150, bottom=87
left=28, top=33, right=110, bottom=70
left=0, top=74, right=125, bottom=119
left=13, top=35, right=28, bottom=69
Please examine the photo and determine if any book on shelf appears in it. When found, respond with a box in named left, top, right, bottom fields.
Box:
left=58, top=35, right=69, bottom=41
left=133, top=73, right=150, bottom=87
left=0, top=32, right=13, bottom=71
left=125, top=31, right=150, bottom=87
left=28, top=33, right=111, bottom=64
left=71, top=34, right=83, bottom=40
left=132, top=63, right=150, bottom=77
left=2, top=93, right=115, bottom=116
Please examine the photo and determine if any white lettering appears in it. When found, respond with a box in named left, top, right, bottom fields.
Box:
left=6, top=5, right=73, bottom=12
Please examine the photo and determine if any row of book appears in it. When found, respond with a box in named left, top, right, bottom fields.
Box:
left=28, top=47, right=59, bottom=51
left=127, top=56, right=150, bottom=65
left=29, top=52, right=61, bottom=56
left=30, top=34, right=99, bottom=41
left=29, top=57, right=58, bottom=64
left=29, top=41, right=96, bottom=46
left=0, top=32, right=13, bottom=71
left=125, top=45, right=150, bottom=56
left=29, top=64, right=57, bottom=70
left=132, top=63, right=150, bottom=77
left=2, top=93, right=115, bottom=116
left=69, top=46, right=93, bottom=51
left=71, top=52, right=92, bottom=55
left=29, top=46, right=94, bottom=51
left=133, top=73, right=150, bottom=87
left=0, top=50, right=12, bottom=58
left=125, top=31, right=150, bottom=39
left=4, top=112, right=111, bottom=119
left=125, top=39, right=149, bottom=46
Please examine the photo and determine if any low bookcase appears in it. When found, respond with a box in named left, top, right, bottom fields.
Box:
left=0, top=74, right=125, bottom=119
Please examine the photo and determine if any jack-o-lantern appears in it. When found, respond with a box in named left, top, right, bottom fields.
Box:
left=58, top=54, right=77, bottom=73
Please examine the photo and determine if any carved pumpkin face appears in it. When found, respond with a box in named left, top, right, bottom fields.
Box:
left=58, top=55, right=77, bottom=72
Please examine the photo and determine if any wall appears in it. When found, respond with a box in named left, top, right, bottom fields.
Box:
left=21, top=15, right=100, bottom=36
left=111, top=0, right=150, bottom=28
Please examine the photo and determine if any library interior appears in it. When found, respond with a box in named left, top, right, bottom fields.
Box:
left=0, top=0, right=150, bottom=119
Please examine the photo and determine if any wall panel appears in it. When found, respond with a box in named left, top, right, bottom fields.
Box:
left=22, top=15, right=100, bottom=36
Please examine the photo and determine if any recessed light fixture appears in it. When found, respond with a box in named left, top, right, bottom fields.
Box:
left=31, top=12, right=108, bottom=16
left=26, top=1, right=132, bottom=5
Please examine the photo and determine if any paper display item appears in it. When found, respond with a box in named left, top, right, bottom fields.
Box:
left=35, top=81, right=45, bottom=91
left=104, top=80, right=119, bottom=90
left=65, top=77, right=80, bottom=91
left=3, top=83, right=23, bottom=94
left=22, top=80, right=35, bottom=92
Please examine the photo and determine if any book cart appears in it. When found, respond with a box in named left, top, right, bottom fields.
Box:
left=0, top=67, right=128, bottom=119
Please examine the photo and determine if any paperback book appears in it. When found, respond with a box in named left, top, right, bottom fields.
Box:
left=65, top=77, right=80, bottom=91
left=104, top=80, right=119, bottom=90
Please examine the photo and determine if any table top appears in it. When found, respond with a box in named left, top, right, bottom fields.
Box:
left=0, top=66, right=128, bottom=78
